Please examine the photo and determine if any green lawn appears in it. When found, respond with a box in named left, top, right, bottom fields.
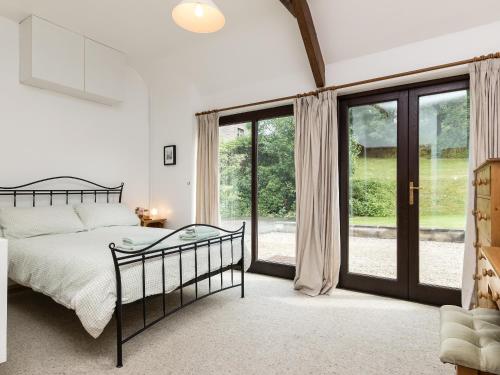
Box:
left=352, top=157, right=468, bottom=229
left=351, top=214, right=465, bottom=229
left=353, top=157, right=468, bottom=182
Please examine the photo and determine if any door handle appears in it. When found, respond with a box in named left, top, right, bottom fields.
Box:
left=409, top=181, right=423, bottom=206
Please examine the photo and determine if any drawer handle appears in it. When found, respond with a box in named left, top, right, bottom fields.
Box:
left=483, top=269, right=495, bottom=277
left=473, top=273, right=483, bottom=280
left=474, top=211, right=489, bottom=221
left=478, top=291, right=490, bottom=299
left=475, top=178, right=489, bottom=186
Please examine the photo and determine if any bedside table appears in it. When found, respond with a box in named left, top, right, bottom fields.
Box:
left=140, top=218, right=166, bottom=228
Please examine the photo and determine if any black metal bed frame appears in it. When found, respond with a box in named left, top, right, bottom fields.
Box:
left=0, top=176, right=124, bottom=205
left=0, top=177, right=245, bottom=368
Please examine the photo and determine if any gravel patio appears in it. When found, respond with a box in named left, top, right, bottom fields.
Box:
left=223, top=220, right=464, bottom=289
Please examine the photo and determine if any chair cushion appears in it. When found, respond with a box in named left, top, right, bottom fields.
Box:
left=440, top=305, right=500, bottom=374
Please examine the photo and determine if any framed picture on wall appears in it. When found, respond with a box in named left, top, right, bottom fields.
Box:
left=164, top=145, right=176, bottom=166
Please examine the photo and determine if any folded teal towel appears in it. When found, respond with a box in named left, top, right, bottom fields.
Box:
left=123, top=234, right=163, bottom=246
left=179, top=227, right=219, bottom=241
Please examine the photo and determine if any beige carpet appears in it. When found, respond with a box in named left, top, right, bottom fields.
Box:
left=0, top=273, right=453, bottom=375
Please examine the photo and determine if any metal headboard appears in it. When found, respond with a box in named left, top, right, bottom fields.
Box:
left=0, top=176, right=124, bottom=207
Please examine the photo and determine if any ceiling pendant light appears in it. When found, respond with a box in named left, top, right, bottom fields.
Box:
left=172, top=0, right=225, bottom=33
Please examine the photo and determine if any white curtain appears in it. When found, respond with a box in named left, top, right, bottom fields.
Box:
left=294, top=91, right=341, bottom=296
left=195, top=112, right=220, bottom=225
left=462, top=59, right=500, bottom=308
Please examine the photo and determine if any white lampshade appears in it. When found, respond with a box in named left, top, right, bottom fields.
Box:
left=172, top=0, right=225, bottom=33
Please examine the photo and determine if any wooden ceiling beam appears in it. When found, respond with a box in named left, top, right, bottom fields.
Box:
left=279, top=0, right=296, bottom=17
left=279, top=0, right=325, bottom=87
left=292, top=0, right=325, bottom=87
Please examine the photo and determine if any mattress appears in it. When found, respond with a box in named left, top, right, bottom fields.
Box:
left=8, top=226, right=249, bottom=338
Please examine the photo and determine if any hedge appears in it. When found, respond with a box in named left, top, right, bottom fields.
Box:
left=350, top=179, right=396, bottom=217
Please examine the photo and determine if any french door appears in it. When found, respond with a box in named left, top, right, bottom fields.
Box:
left=339, top=77, right=470, bottom=305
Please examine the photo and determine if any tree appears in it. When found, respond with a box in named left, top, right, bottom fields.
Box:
left=219, top=117, right=296, bottom=219
left=219, top=124, right=252, bottom=218
left=257, top=117, right=296, bottom=218
left=219, top=90, right=470, bottom=220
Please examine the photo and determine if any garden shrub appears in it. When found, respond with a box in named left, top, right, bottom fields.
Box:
left=350, top=179, right=396, bottom=217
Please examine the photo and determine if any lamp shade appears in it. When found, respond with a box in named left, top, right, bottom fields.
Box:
left=172, top=0, right=225, bottom=33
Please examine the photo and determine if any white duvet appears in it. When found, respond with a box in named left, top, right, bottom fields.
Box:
left=7, top=226, right=249, bottom=338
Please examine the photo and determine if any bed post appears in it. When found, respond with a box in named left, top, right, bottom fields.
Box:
left=110, top=246, right=123, bottom=368
left=241, top=222, right=245, bottom=298
left=115, top=303, right=123, bottom=368
left=118, top=183, right=124, bottom=203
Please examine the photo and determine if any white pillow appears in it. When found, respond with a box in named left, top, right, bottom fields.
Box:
left=0, top=206, right=85, bottom=239
left=74, top=203, right=139, bottom=230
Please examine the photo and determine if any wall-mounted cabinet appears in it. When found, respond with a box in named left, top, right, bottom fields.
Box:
left=20, top=16, right=125, bottom=105
left=85, top=39, right=125, bottom=103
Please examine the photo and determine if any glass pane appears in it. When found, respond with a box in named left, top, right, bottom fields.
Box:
left=257, top=116, right=296, bottom=265
left=418, top=90, right=469, bottom=288
left=219, top=123, right=252, bottom=251
left=348, top=101, right=398, bottom=279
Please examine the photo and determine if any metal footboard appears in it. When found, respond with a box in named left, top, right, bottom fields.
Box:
left=109, top=223, right=245, bottom=368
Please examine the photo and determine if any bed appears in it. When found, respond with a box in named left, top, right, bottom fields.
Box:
left=0, top=177, right=248, bottom=367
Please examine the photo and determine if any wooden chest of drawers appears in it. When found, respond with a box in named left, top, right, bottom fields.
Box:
left=474, top=159, right=500, bottom=308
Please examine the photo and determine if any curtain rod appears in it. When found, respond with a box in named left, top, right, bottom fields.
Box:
left=195, top=52, right=500, bottom=116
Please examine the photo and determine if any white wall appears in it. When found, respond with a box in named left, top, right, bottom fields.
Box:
left=0, top=16, right=150, bottom=208
left=135, top=20, right=500, bottom=229
left=328, top=20, right=500, bottom=90
left=137, top=59, right=201, bottom=228
left=203, top=20, right=500, bottom=108
left=133, top=7, right=307, bottom=228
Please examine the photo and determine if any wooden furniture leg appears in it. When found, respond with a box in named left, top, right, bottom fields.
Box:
left=457, top=366, right=478, bottom=375
left=457, top=365, right=496, bottom=375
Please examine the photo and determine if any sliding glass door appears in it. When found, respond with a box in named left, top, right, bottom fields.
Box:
left=219, top=105, right=296, bottom=278
left=340, top=77, right=469, bottom=305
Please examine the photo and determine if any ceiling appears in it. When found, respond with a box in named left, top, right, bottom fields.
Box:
left=0, top=0, right=500, bottom=64
left=310, top=0, right=500, bottom=63
left=0, top=0, right=290, bottom=60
